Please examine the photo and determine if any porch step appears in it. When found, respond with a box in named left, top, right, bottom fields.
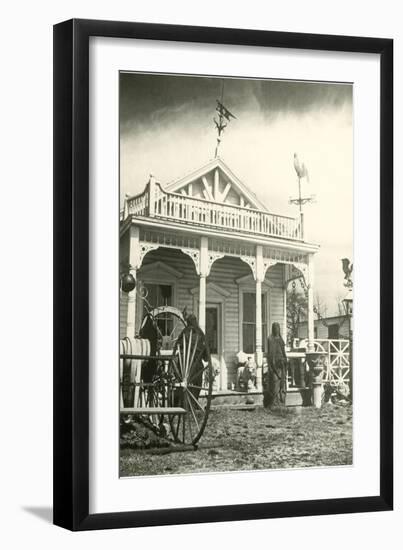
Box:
left=211, top=403, right=257, bottom=411
left=210, top=388, right=312, bottom=407
left=211, top=391, right=263, bottom=407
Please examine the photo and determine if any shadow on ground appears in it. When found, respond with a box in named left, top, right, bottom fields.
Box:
left=22, top=506, right=53, bottom=524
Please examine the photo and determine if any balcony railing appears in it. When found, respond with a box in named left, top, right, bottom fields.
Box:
left=125, top=182, right=303, bottom=241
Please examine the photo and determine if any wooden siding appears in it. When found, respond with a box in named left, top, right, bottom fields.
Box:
left=119, top=246, right=286, bottom=387
left=298, top=317, right=351, bottom=340
left=120, top=293, right=128, bottom=339
left=140, top=247, right=198, bottom=314
left=208, top=256, right=250, bottom=380
left=266, top=263, right=285, bottom=334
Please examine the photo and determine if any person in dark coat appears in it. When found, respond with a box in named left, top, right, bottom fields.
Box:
left=264, top=322, right=288, bottom=409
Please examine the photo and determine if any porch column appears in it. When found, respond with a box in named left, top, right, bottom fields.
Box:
left=126, top=225, right=140, bottom=338
left=198, top=236, right=209, bottom=332
left=307, top=253, right=315, bottom=351
left=283, top=283, right=288, bottom=344
left=148, top=175, right=156, bottom=217
left=255, top=245, right=264, bottom=391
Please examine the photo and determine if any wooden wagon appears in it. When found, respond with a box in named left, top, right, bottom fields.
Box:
left=120, top=289, right=214, bottom=446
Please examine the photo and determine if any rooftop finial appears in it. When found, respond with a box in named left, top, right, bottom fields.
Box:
left=214, top=80, right=236, bottom=158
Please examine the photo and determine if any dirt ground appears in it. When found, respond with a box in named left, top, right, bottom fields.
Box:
left=120, top=403, right=352, bottom=477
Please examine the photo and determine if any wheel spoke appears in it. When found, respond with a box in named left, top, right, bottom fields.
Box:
left=169, top=319, right=182, bottom=339
left=188, top=350, right=207, bottom=382
left=182, top=401, right=186, bottom=442
left=177, top=349, right=184, bottom=377
left=186, top=388, right=205, bottom=412
left=188, top=384, right=208, bottom=392
left=185, top=331, right=192, bottom=378
left=170, top=357, right=182, bottom=380
left=185, top=390, right=200, bottom=432
left=155, top=324, right=165, bottom=342
left=188, top=363, right=207, bottom=384
left=184, top=393, right=194, bottom=442
left=182, top=335, right=187, bottom=379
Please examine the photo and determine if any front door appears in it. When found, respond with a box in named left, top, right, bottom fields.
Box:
left=205, top=305, right=220, bottom=355
left=205, top=304, right=224, bottom=390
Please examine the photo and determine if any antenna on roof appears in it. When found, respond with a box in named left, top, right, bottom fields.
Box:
left=214, top=80, right=236, bottom=158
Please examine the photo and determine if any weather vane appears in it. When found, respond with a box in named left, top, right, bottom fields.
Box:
left=341, top=258, right=353, bottom=289
left=289, top=153, right=315, bottom=238
left=214, top=80, right=236, bottom=158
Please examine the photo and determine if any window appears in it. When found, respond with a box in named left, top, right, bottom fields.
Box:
left=142, top=284, right=173, bottom=336
left=328, top=324, right=339, bottom=339
left=242, top=292, right=267, bottom=353
left=206, top=307, right=219, bottom=354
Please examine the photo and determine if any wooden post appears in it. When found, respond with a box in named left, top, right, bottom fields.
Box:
left=198, top=236, right=209, bottom=333
left=307, top=253, right=315, bottom=351
left=199, top=275, right=207, bottom=333
left=214, top=169, right=219, bottom=201
left=126, top=225, right=140, bottom=338
left=283, top=266, right=288, bottom=343
left=148, top=175, right=156, bottom=217
left=349, top=315, right=353, bottom=402
left=255, top=245, right=263, bottom=391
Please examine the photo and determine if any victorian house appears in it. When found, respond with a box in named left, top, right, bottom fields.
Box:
left=120, top=156, right=319, bottom=391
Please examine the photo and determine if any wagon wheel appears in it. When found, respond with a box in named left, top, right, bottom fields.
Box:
left=140, top=306, right=186, bottom=351
left=138, top=366, right=171, bottom=437
left=167, top=326, right=214, bottom=446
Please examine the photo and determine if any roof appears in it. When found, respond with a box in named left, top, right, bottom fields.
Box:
left=163, top=156, right=268, bottom=212
left=299, top=314, right=348, bottom=326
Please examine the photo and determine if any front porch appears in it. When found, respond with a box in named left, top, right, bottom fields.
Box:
left=120, top=159, right=320, bottom=394
left=120, top=222, right=318, bottom=392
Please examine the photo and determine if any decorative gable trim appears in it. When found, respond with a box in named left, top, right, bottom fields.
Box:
left=138, top=260, right=183, bottom=279
left=189, top=281, right=231, bottom=298
left=164, top=157, right=268, bottom=211
left=235, top=273, right=274, bottom=288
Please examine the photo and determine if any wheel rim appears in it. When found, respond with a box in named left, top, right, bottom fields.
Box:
left=168, top=327, right=213, bottom=445
left=140, top=306, right=186, bottom=351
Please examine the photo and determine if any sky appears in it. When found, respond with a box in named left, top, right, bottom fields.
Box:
left=120, top=72, right=353, bottom=315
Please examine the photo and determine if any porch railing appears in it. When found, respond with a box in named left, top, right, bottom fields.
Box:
left=126, top=182, right=303, bottom=241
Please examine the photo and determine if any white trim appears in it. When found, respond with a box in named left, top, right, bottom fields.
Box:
left=189, top=281, right=231, bottom=298
left=236, top=273, right=274, bottom=287
left=164, top=156, right=268, bottom=211
left=137, top=260, right=183, bottom=279
left=221, top=182, right=232, bottom=202
left=201, top=176, right=214, bottom=201
left=238, top=285, right=270, bottom=355
left=128, top=217, right=319, bottom=253
left=190, top=282, right=229, bottom=391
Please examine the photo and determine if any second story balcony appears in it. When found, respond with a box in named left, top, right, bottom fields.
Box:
left=124, top=180, right=303, bottom=242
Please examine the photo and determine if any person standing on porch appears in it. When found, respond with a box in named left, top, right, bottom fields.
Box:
left=264, top=322, right=287, bottom=409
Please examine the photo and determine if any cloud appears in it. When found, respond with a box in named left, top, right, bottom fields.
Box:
left=120, top=73, right=353, bottom=314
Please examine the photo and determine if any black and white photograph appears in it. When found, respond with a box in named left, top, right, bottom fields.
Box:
left=119, top=72, right=353, bottom=477
left=0, top=0, right=397, bottom=543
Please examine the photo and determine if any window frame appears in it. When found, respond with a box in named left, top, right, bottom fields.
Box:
left=135, top=260, right=183, bottom=333
left=237, top=277, right=271, bottom=355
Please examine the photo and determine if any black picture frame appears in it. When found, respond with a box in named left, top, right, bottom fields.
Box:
left=53, top=18, right=393, bottom=531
